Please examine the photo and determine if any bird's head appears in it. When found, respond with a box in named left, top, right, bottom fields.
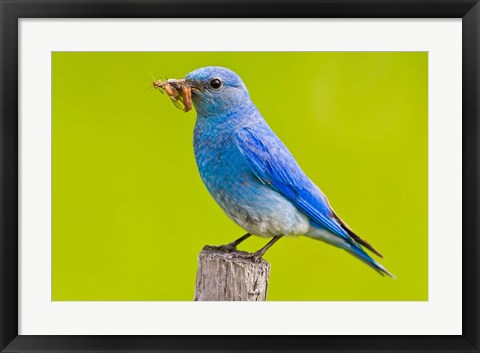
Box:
left=184, top=66, right=252, bottom=117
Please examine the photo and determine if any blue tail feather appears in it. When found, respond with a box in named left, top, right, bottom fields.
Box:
left=347, top=244, right=395, bottom=278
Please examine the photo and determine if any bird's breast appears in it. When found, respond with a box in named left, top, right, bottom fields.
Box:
left=193, top=125, right=249, bottom=192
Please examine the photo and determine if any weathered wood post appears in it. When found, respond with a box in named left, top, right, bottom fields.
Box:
left=194, top=246, right=271, bottom=301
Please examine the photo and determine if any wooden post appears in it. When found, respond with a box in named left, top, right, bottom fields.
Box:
left=194, top=246, right=271, bottom=301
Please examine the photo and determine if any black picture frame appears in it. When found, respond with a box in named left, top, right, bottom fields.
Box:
left=1, top=1, right=478, bottom=352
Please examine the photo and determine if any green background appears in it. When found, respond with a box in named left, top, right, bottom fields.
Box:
left=52, top=52, right=428, bottom=301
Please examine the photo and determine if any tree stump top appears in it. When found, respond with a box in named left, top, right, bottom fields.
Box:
left=194, top=246, right=271, bottom=301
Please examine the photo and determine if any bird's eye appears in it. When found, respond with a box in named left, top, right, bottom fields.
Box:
left=210, top=78, right=222, bottom=90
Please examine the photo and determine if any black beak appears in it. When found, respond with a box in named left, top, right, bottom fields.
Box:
left=185, top=79, right=203, bottom=94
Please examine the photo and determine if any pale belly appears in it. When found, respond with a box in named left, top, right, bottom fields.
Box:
left=210, top=181, right=311, bottom=238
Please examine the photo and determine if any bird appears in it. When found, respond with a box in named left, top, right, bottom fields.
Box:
left=163, top=66, right=394, bottom=278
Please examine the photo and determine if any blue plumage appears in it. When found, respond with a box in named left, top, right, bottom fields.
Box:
left=177, top=66, right=394, bottom=277
left=236, top=127, right=349, bottom=240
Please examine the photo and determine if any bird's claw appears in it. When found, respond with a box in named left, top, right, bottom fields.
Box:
left=246, top=251, right=264, bottom=262
left=205, top=243, right=238, bottom=253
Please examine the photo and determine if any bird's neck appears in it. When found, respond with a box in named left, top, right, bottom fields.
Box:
left=193, top=90, right=254, bottom=116
left=195, top=101, right=258, bottom=128
left=193, top=102, right=262, bottom=148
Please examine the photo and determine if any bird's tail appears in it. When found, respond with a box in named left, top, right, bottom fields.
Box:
left=306, top=226, right=395, bottom=278
left=346, top=244, right=396, bottom=278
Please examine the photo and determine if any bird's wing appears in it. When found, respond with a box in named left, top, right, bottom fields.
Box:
left=236, top=126, right=352, bottom=242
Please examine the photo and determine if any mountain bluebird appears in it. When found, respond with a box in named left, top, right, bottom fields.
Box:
left=160, top=66, right=394, bottom=277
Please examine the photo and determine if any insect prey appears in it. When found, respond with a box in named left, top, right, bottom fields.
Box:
left=153, top=78, right=193, bottom=112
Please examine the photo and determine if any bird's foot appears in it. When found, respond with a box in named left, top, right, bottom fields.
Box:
left=204, top=243, right=238, bottom=253
left=245, top=250, right=264, bottom=263
left=204, top=233, right=252, bottom=254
